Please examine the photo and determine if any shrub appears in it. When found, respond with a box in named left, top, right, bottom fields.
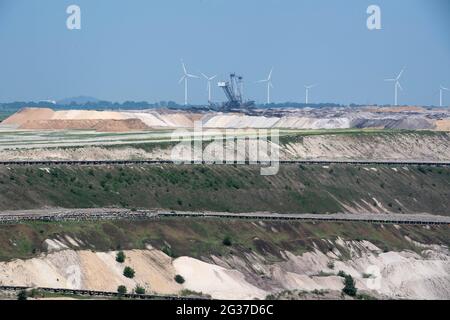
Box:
left=162, top=245, right=173, bottom=257
left=116, top=251, right=125, bottom=263
left=134, top=286, right=145, bottom=295
left=337, top=270, right=346, bottom=277
left=17, top=290, right=28, bottom=301
left=174, top=274, right=185, bottom=284
left=117, top=285, right=127, bottom=295
left=123, top=266, right=135, bottom=279
left=222, top=236, right=232, bottom=246
left=327, top=261, right=335, bottom=269
left=342, top=274, right=357, bottom=297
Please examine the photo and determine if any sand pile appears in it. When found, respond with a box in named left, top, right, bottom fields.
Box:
left=435, top=119, right=450, bottom=131
left=19, top=120, right=103, bottom=130
left=19, top=119, right=149, bottom=132
left=203, top=114, right=280, bottom=128
left=274, top=117, right=351, bottom=129
left=2, top=108, right=55, bottom=126
left=93, top=119, right=149, bottom=132
left=3, top=107, right=447, bottom=132
left=155, top=113, right=194, bottom=127
left=51, top=110, right=126, bottom=120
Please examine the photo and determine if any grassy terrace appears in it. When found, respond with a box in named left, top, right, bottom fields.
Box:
left=1, top=164, right=449, bottom=215
left=0, top=218, right=448, bottom=262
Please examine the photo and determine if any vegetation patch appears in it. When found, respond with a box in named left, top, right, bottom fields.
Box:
left=0, top=219, right=448, bottom=262
left=0, top=164, right=449, bottom=215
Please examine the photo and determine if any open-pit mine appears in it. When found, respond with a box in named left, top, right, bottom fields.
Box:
left=0, top=106, right=449, bottom=301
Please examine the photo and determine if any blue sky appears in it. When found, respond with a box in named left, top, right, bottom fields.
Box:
left=0, top=0, right=449, bottom=105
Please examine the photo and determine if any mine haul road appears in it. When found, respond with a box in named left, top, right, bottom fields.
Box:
left=0, top=160, right=450, bottom=166
left=0, top=208, right=449, bottom=225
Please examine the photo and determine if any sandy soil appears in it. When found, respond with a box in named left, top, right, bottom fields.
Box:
left=0, top=237, right=448, bottom=300
left=0, top=248, right=181, bottom=294
left=283, top=133, right=450, bottom=161
left=19, top=119, right=149, bottom=132
left=3, top=107, right=448, bottom=132
left=435, top=119, right=450, bottom=131
left=1, top=132, right=449, bottom=161
left=2, top=108, right=55, bottom=126
left=173, top=257, right=266, bottom=300
left=364, top=106, right=427, bottom=113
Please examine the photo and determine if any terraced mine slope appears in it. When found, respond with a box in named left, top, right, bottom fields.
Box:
left=0, top=219, right=448, bottom=299
left=0, top=164, right=449, bottom=215
left=1, top=130, right=450, bottom=162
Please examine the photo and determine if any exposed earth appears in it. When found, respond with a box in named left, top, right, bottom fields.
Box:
left=2, top=106, right=450, bottom=132
left=1, top=106, right=449, bottom=300
left=0, top=219, right=448, bottom=300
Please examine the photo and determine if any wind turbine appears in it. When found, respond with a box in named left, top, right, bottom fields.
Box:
left=179, top=60, right=198, bottom=105
left=384, top=68, right=404, bottom=106
left=201, top=73, right=217, bottom=103
left=257, top=68, right=274, bottom=104
left=304, top=84, right=317, bottom=104
left=440, top=85, right=449, bottom=107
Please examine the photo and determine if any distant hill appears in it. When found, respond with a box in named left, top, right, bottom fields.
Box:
left=56, top=96, right=100, bottom=105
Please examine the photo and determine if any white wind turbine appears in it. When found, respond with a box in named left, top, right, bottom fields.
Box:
left=179, top=60, right=198, bottom=105
left=440, top=85, right=449, bottom=107
left=304, top=84, right=317, bottom=104
left=201, top=73, right=217, bottom=103
left=257, top=68, right=274, bottom=104
left=384, top=68, right=404, bottom=106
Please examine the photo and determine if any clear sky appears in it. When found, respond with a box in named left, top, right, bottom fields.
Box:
left=0, top=0, right=449, bottom=105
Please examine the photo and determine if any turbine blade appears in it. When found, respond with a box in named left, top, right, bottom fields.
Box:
left=201, top=73, right=208, bottom=79
left=181, top=61, right=187, bottom=75
left=396, top=68, right=404, bottom=80
left=397, top=82, right=403, bottom=91
left=179, top=76, right=185, bottom=84
left=268, top=67, right=273, bottom=80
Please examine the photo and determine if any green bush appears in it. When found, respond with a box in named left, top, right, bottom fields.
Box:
left=222, top=236, right=232, bottom=246
left=174, top=274, right=185, bottom=284
left=342, top=274, right=357, bottom=297
left=17, top=290, right=28, bottom=301
left=117, top=285, right=127, bottom=295
left=123, top=266, right=135, bottom=279
left=134, top=286, right=145, bottom=295
left=116, top=251, right=125, bottom=263
left=162, top=245, right=173, bottom=257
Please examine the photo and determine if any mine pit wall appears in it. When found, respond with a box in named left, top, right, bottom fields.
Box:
left=0, top=220, right=448, bottom=300
left=0, top=164, right=449, bottom=215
